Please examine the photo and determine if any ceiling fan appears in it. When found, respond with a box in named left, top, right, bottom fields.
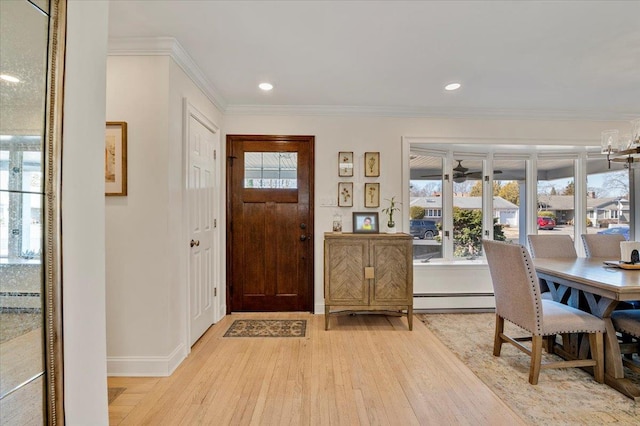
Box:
left=422, top=160, right=502, bottom=183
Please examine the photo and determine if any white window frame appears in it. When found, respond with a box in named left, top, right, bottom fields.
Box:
left=402, top=137, right=623, bottom=262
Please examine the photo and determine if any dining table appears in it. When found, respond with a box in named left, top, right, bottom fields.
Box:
left=534, top=257, right=640, bottom=400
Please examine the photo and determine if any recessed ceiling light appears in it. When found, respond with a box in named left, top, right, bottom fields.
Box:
left=0, top=74, right=20, bottom=83
left=445, top=83, right=461, bottom=91
left=259, top=82, right=273, bottom=91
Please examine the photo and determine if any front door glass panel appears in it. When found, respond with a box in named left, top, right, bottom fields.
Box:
left=244, top=152, right=298, bottom=189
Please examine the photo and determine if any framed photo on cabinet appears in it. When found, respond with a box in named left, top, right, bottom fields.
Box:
left=364, top=151, right=380, bottom=177
left=105, top=121, right=128, bottom=196
left=353, top=212, right=379, bottom=234
left=338, top=151, right=354, bottom=177
left=364, top=183, right=380, bottom=208
left=338, top=182, right=353, bottom=207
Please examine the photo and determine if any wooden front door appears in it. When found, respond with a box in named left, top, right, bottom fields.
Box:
left=226, top=135, right=314, bottom=312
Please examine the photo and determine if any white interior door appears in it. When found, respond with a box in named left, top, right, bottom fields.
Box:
left=188, top=113, right=218, bottom=346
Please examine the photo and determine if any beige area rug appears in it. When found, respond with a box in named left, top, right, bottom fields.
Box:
left=418, top=313, right=640, bottom=425
left=0, top=312, right=41, bottom=343
left=223, top=319, right=307, bottom=338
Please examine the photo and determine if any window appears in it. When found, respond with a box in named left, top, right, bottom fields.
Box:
left=493, top=157, right=526, bottom=245
left=244, top=152, right=297, bottom=189
left=536, top=157, right=575, bottom=238
left=409, top=153, right=443, bottom=261
left=452, top=158, right=484, bottom=258
left=405, top=141, right=628, bottom=263
left=587, top=155, right=629, bottom=234
left=0, top=147, right=43, bottom=258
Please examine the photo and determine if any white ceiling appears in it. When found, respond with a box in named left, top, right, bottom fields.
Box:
left=108, top=0, right=640, bottom=120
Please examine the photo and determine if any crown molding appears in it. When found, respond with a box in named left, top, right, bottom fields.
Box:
left=225, top=104, right=638, bottom=121
left=105, top=38, right=637, bottom=121
left=107, top=37, right=227, bottom=111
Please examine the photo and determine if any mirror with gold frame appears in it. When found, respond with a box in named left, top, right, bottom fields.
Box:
left=0, top=0, right=65, bottom=423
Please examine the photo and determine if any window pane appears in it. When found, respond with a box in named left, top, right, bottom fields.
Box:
left=537, top=158, right=574, bottom=238
left=409, top=154, right=442, bottom=262
left=453, top=159, right=483, bottom=258
left=587, top=158, right=629, bottom=239
left=244, top=152, right=297, bottom=189
left=494, top=159, right=526, bottom=244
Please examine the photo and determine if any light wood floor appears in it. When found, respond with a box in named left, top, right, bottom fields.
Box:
left=108, top=313, right=525, bottom=425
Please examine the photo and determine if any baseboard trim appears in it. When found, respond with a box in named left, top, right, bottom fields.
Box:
left=107, top=343, right=187, bottom=377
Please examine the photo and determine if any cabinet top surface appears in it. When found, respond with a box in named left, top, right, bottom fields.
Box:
left=324, top=232, right=411, bottom=240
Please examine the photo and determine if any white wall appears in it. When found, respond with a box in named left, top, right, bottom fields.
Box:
left=105, top=55, right=223, bottom=376
left=105, top=56, right=173, bottom=374
left=223, top=114, right=629, bottom=312
left=63, top=0, right=109, bottom=423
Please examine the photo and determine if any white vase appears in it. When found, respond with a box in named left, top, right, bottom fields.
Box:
left=387, top=224, right=397, bottom=234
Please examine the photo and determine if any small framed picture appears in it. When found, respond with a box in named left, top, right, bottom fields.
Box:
left=338, top=151, right=354, bottom=177
left=105, top=121, right=128, bottom=196
left=364, top=152, right=380, bottom=177
left=353, top=212, right=379, bottom=234
left=364, top=183, right=380, bottom=208
left=338, top=182, right=353, bottom=207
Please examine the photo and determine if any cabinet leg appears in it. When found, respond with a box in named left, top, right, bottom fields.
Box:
left=325, top=305, right=330, bottom=330
left=408, top=306, right=413, bottom=331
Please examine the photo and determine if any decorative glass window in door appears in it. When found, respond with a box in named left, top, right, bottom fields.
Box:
left=244, top=152, right=298, bottom=189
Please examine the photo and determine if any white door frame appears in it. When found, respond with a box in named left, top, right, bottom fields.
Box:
left=183, top=98, right=222, bottom=351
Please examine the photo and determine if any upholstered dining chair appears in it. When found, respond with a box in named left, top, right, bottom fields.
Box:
left=527, top=234, right=578, bottom=259
left=483, top=240, right=605, bottom=385
left=581, top=233, right=625, bottom=258
left=611, top=310, right=640, bottom=374
left=582, top=234, right=640, bottom=309
left=527, top=235, right=577, bottom=301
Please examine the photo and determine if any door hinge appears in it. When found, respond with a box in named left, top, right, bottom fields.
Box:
left=484, top=175, right=489, bottom=182
left=214, top=218, right=217, bottom=228
left=214, top=288, right=217, bottom=297
left=214, top=149, right=217, bottom=160
left=228, top=155, right=237, bottom=166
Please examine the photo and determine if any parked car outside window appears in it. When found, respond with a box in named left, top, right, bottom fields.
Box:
left=409, top=219, right=439, bottom=239
left=597, top=225, right=630, bottom=240
left=537, top=216, right=556, bottom=230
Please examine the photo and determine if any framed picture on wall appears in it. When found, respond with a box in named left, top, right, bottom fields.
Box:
left=364, top=183, right=380, bottom=208
left=353, top=212, right=379, bottom=233
left=105, top=122, right=128, bottom=196
left=338, top=182, right=353, bottom=207
left=338, top=151, right=354, bottom=177
left=364, top=152, right=380, bottom=177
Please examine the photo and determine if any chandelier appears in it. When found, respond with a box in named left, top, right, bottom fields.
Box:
left=601, top=118, right=640, bottom=168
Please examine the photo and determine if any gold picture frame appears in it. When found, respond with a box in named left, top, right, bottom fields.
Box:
left=338, top=182, right=353, bottom=207
left=338, top=151, right=354, bottom=177
left=364, top=151, right=380, bottom=177
left=364, top=183, right=380, bottom=208
left=105, top=121, right=128, bottom=196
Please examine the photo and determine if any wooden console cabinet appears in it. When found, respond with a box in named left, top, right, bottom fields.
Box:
left=324, top=232, right=413, bottom=330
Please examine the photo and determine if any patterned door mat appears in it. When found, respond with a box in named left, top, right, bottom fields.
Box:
left=223, top=319, right=307, bottom=337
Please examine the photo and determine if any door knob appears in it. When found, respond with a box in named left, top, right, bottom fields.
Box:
left=190, top=239, right=200, bottom=247
left=300, top=235, right=307, bottom=241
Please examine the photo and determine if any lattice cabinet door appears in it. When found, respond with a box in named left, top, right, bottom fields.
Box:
left=369, top=238, right=413, bottom=305
left=324, top=237, right=369, bottom=305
